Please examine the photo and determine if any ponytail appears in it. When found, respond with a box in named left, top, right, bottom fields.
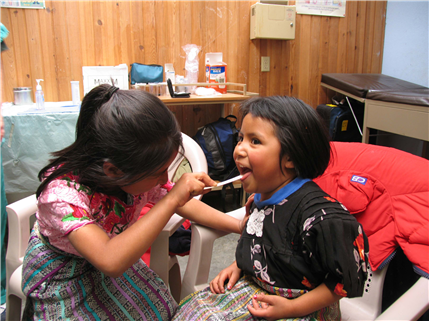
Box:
left=76, top=84, right=119, bottom=138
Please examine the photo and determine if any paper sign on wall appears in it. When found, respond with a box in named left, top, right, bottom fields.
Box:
left=1, top=0, right=45, bottom=9
left=296, top=0, right=346, bottom=17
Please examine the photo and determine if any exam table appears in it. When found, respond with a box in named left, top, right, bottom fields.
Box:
left=320, top=73, right=429, bottom=143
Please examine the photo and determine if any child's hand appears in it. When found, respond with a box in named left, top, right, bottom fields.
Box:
left=169, top=172, right=216, bottom=207
left=249, top=283, right=342, bottom=320
left=209, top=261, right=241, bottom=294
left=248, top=293, right=291, bottom=320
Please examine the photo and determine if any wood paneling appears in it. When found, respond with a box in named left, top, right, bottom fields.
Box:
left=1, top=0, right=387, bottom=119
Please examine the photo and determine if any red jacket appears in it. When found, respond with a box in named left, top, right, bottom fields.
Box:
left=314, top=142, right=429, bottom=276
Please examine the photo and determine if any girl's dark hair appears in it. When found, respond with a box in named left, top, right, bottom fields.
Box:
left=239, top=96, right=331, bottom=179
left=36, top=84, right=182, bottom=197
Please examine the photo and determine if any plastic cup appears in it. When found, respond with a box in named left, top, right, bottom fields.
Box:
left=148, top=83, right=159, bottom=96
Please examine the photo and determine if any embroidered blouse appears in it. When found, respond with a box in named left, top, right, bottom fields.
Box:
left=36, top=170, right=172, bottom=256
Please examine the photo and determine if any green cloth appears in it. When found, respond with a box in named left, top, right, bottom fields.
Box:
left=1, top=22, right=9, bottom=304
left=1, top=148, right=7, bottom=305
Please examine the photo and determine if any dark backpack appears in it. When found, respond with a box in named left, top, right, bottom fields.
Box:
left=193, top=115, right=239, bottom=180
left=316, top=97, right=364, bottom=142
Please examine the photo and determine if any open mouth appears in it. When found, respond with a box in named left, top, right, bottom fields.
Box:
left=237, top=164, right=252, bottom=180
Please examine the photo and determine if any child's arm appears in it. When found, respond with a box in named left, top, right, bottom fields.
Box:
left=176, top=199, right=243, bottom=234
left=247, top=283, right=342, bottom=320
left=68, top=172, right=213, bottom=278
left=176, top=190, right=256, bottom=235
left=209, top=261, right=242, bottom=294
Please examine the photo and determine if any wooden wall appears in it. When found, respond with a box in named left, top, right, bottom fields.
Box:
left=1, top=0, right=386, bottom=118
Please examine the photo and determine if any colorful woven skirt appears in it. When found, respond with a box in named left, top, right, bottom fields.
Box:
left=22, top=223, right=177, bottom=320
left=173, top=275, right=340, bottom=320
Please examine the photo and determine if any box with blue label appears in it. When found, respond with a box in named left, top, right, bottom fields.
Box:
left=205, top=53, right=227, bottom=94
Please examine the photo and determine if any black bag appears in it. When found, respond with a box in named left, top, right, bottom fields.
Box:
left=316, top=98, right=364, bottom=142
left=193, top=115, right=239, bottom=180
left=130, top=63, right=163, bottom=85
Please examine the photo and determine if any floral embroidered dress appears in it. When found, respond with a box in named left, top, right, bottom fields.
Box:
left=173, top=178, right=369, bottom=321
left=22, top=170, right=177, bottom=320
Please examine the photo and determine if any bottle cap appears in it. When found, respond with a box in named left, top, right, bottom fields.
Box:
left=36, top=79, right=44, bottom=91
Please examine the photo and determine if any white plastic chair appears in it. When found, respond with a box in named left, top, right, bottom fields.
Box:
left=180, top=208, right=429, bottom=320
left=340, top=260, right=429, bottom=320
left=150, top=132, right=208, bottom=303
left=340, top=262, right=390, bottom=320
left=5, top=133, right=208, bottom=319
left=181, top=206, right=245, bottom=298
left=5, top=194, right=36, bottom=321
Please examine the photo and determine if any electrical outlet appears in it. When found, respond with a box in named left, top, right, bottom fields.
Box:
left=261, top=56, right=270, bottom=72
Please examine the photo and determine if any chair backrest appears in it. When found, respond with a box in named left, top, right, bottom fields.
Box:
left=376, top=276, right=429, bottom=320
left=168, top=132, right=208, bottom=190
left=150, top=132, right=208, bottom=300
left=340, top=262, right=389, bottom=320
left=5, top=194, right=37, bottom=284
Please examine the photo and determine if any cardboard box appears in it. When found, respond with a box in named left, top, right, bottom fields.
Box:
left=205, top=53, right=227, bottom=94
left=82, top=64, right=129, bottom=95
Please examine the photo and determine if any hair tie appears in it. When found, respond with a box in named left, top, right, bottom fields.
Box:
left=106, top=86, right=119, bottom=100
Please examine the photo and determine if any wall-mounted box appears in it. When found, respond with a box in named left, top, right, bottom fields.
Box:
left=250, top=3, right=296, bottom=40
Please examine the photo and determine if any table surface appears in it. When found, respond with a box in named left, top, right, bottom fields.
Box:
left=1, top=93, right=250, bottom=195
left=160, top=93, right=250, bottom=106
left=2, top=92, right=250, bottom=115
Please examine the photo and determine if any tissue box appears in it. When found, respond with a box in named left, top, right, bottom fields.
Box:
left=82, top=64, right=129, bottom=95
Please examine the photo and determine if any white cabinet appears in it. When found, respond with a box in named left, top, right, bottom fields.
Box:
left=250, top=3, right=296, bottom=40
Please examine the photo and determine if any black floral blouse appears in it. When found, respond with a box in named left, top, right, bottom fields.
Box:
left=236, top=180, right=369, bottom=298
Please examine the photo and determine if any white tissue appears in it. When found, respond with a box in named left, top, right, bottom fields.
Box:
left=195, top=87, right=222, bottom=96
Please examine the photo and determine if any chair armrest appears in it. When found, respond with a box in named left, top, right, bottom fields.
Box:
left=180, top=207, right=246, bottom=300
left=150, top=193, right=203, bottom=280
left=5, top=194, right=37, bottom=282
left=151, top=132, right=207, bottom=290
left=150, top=214, right=186, bottom=282
left=162, top=214, right=187, bottom=237
left=375, top=277, right=429, bottom=321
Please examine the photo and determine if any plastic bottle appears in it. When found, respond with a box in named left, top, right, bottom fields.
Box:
left=164, top=63, right=175, bottom=87
left=35, top=79, right=45, bottom=110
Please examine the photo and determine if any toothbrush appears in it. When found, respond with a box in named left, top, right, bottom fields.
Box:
left=204, top=175, right=243, bottom=190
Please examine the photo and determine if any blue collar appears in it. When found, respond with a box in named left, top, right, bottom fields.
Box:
left=254, top=177, right=311, bottom=209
